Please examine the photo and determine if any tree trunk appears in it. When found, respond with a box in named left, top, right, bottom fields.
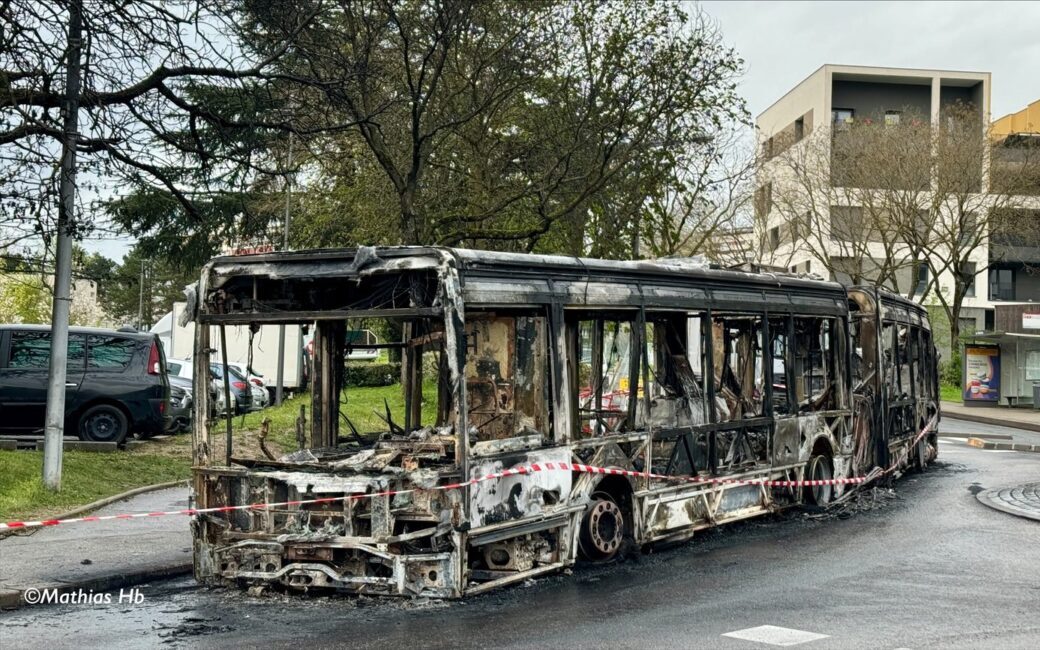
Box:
left=949, top=292, right=965, bottom=354
left=400, top=189, right=420, bottom=245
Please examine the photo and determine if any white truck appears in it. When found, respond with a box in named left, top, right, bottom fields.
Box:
left=152, top=302, right=307, bottom=397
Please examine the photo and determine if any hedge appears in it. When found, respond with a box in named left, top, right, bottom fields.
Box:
left=345, top=362, right=401, bottom=387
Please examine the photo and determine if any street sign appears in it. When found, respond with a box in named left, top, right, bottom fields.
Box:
left=1024, top=313, right=1040, bottom=330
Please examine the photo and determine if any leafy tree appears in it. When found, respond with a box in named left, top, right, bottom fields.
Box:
left=97, top=245, right=198, bottom=329
left=0, top=0, right=313, bottom=256
left=115, top=0, right=748, bottom=258
left=0, top=274, right=50, bottom=323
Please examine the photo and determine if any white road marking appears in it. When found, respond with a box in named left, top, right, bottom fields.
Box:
left=938, top=438, right=961, bottom=445
left=722, top=625, right=830, bottom=647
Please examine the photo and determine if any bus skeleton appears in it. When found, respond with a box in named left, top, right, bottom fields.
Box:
left=187, top=247, right=939, bottom=598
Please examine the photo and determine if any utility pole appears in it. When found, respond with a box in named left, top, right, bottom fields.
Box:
left=274, top=133, right=293, bottom=406
left=43, top=0, right=83, bottom=491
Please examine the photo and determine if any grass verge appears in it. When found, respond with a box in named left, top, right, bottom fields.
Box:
left=0, top=449, right=190, bottom=523
left=940, top=382, right=961, bottom=403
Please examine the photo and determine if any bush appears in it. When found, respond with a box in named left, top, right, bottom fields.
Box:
left=941, top=350, right=962, bottom=387
left=345, top=362, right=401, bottom=387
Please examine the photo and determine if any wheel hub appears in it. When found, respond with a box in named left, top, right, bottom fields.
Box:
left=586, top=499, right=623, bottom=556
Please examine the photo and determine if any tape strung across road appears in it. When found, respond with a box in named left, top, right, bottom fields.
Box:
left=0, top=465, right=867, bottom=531
left=1, top=415, right=937, bottom=532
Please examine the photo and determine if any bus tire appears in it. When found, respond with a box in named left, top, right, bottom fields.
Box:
left=804, top=454, right=834, bottom=506
left=914, top=437, right=928, bottom=473
left=579, top=494, right=625, bottom=561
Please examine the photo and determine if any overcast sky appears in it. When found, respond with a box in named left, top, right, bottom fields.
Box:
left=701, top=0, right=1040, bottom=120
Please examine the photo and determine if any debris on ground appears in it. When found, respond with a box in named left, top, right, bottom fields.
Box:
left=801, top=486, right=903, bottom=521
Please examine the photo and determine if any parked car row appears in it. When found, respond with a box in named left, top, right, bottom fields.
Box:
left=0, top=324, right=279, bottom=445
left=165, top=357, right=271, bottom=415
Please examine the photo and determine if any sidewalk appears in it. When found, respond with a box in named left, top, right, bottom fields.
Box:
left=941, top=401, right=1040, bottom=433
left=0, top=486, right=192, bottom=610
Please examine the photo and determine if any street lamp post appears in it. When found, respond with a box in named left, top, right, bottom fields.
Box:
left=42, top=0, right=83, bottom=490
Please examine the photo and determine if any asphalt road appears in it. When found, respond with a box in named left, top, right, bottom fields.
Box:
left=2, top=417, right=1038, bottom=650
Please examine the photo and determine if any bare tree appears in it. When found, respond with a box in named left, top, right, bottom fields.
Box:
left=761, top=101, right=1040, bottom=350
left=763, top=117, right=929, bottom=285
left=907, top=103, right=1040, bottom=348
left=641, top=123, right=754, bottom=260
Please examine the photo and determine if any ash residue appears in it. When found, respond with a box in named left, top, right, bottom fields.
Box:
left=800, top=485, right=904, bottom=521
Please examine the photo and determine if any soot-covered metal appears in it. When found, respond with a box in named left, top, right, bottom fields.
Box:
left=187, top=247, right=937, bottom=598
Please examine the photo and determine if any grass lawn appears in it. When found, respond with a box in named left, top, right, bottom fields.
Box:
left=0, top=449, right=190, bottom=523
left=940, top=383, right=961, bottom=403
left=0, top=382, right=427, bottom=523
left=231, top=382, right=436, bottom=456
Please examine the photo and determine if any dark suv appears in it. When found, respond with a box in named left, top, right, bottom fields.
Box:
left=0, top=325, right=170, bottom=443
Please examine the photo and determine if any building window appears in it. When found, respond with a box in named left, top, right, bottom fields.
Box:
left=829, top=205, right=864, bottom=241
left=960, top=262, right=976, bottom=297
left=885, top=110, right=902, bottom=126
left=794, top=116, right=805, bottom=142
left=989, top=268, right=1015, bottom=301
left=769, top=227, right=780, bottom=251
left=832, top=108, right=854, bottom=130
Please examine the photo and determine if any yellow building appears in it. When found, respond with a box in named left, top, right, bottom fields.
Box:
left=992, top=99, right=1040, bottom=138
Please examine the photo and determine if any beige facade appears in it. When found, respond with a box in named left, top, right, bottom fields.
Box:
left=755, top=65, right=1039, bottom=351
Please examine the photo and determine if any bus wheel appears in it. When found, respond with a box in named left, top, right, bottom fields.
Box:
left=804, top=454, right=834, bottom=506
left=914, top=437, right=928, bottom=473
left=579, top=495, right=625, bottom=561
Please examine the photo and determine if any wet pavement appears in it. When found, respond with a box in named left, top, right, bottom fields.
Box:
left=2, top=418, right=1038, bottom=649
left=0, top=487, right=192, bottom=609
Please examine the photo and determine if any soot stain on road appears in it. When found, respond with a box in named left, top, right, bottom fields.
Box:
left=141, top=469, right=943, bottom=648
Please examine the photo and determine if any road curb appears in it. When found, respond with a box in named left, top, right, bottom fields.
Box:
left=941, top=406, right=1040, bottom=433
left=0, top=563, right=192, bottom=610
left=976, top=483, right=1040, bottom=523
left=0, top=479, right=188, bottom=540
left=939, top=432, right=1013, bottom=440
left=966, top=438, right=1040, bottom=453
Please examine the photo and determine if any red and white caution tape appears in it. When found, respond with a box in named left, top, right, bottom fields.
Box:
left=1, top=416, right=938, bottom=532
left=0, top=463, right=862, bottom=531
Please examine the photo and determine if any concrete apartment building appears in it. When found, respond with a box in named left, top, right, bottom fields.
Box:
left=755, top=65, right=1039, bottom=349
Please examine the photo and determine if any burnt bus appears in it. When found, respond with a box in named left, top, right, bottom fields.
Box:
left=847, top=287, right=939, bottom=473
left=188, top=247, right=938, bottom=598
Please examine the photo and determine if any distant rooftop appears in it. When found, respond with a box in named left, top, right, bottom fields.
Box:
left=759, top=63, right=990, bottom=119
left=993, top=99, right=1040, bottom=137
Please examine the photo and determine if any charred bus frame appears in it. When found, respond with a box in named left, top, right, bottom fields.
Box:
left=188, top=247, right=937, bottom=598
left=848, top=287, right=939, bottom=473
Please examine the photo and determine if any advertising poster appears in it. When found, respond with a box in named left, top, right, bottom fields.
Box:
left=963, top=344, right=1000, bottom=402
